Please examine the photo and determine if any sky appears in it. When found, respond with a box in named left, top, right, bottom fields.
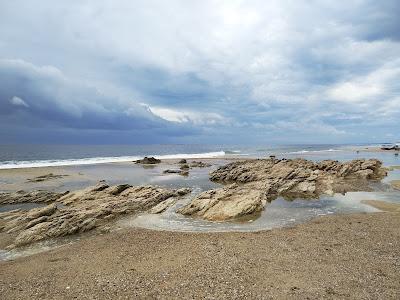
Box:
left=0, top=0, right=399, bottom=145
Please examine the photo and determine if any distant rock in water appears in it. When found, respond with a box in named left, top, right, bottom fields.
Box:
left=178, top=158, right=387, bottom=221
left=26, top=173, right=69, bottom=183
left=0, top=182, right=191, bottom=248
left=163, top=169, right=189, bottom=176
left=190, top=161, right=211, bottom=168
left=135, top=157, right=161, bottom=164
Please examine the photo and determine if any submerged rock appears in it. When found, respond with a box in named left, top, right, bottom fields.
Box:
left=135, top=157, right=161, bottom=164
left=178, top=158, right=387, bottom=221
left=190, top=161, right=211, bottom=168
left=0, top=182, right=191, bottom=248
left=163, top=169, right=189, bottom=176
left=26, top=173, right=69, bottom=183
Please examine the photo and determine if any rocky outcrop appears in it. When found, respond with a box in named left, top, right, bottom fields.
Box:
left=178, top=158, right=387, bottom=221
left=0, top=190, right=68, bottom=204
left=0, top=182, right=191, bottom=248
left=163, top=169, right=189, bottom=176
left=26, top=173, right=69, bottom=182
left=135, top=157, right=161, bottom=164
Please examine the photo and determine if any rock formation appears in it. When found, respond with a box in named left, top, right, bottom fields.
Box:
left=178, top=158, right=387, bottom=221
left=0, top=182, right=190, bottom=248
left=135, top=157, right=161, bottom=164
left=0, top=190, right=68, bottom=204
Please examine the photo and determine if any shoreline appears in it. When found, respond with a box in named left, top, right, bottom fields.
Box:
left=0, top=210, right=399, bottom=299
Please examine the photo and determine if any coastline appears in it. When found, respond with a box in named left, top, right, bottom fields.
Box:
left=0, top=210, right=399, bottom=299
left=1, top=153, right=400, bottom=298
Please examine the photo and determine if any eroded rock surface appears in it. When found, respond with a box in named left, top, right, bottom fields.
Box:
left=178, top=158, right=387, bottom=221
left=0, top=182, right=190, bottom=248
left=0, top=190, right=68, bottom=204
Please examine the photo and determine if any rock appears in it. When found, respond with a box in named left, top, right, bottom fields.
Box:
left=163, top=169, right=181, bottom=174
left=26, top=173, right=69, bottom=182
left=179, top=158, right=387, bottom=221
left=178, top=159, right=187, bottom=164
left=190, top=161, right=211, bottom=168
left=180, top=164, right=190, bottom=170
left=163, top=169, right=189, bottom=176
left=149, top=198, right=177, bottom=214
left=177, top=184, right=263, bottom=221
left=0, top=190, right=68, bottom=204
left=0, top=182, right=191, bottom=248
left=135, top=157, right=161, bottom=164
left=175, top=188, right=191, bottom=196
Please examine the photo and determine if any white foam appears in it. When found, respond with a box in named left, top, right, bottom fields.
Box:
left=283, top=149, right=341, bottom=155
left=0, top=151, right=226, bottom=169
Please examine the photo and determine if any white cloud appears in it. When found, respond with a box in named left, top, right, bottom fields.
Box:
left=10, top=96, right=29, bottom=107
left=148, top=105, right=227, bottom=125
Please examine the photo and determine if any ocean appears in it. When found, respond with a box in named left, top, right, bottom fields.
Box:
left=0, top=143, right=392, bottom=169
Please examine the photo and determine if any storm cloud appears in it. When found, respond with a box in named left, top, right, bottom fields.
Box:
left=0, top=0, right=399, bottom=144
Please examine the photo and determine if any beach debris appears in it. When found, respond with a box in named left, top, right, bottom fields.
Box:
left=26, top=173, right=69, bottom=183
left=135, top=157, right=161, bottom=164
left=178, top=158, right=387, bottom=221
left=0, top=182, right=191, bottom=248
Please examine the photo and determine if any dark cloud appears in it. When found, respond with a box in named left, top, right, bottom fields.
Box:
left=0, top=1, right=399, bottom=144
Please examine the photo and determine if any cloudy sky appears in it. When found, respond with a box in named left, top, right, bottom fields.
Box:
left=1, top=0, right=399, bottom=144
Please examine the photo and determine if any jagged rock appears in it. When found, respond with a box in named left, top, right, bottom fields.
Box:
left=179, top=158, right=387, bottom=221
left=135, top=157, right=161, bottom=164
left=26, top=173, right=69, bottom=182
left=0, top=190, right=68, bottom=204
left=0, top=182, right=191, bottom=248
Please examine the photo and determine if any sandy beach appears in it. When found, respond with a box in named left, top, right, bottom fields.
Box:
left=0, top=210, right=399, bottom=299
left=1, top=156, right=400, bottom=299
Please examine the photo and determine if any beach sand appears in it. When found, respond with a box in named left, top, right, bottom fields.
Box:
left=1, top=158, right=400, bottom=299
left=0, top=211, right=399, bottom=299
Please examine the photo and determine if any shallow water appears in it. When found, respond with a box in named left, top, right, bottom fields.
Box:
left=1, top=147, right=400, bottom=260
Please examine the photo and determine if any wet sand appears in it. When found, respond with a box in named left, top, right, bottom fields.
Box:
left=0, top=158, right=233, bottom=192
left=362, top=200, right=400, bottom=212
left=0, top=211, right=399, bottom=299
